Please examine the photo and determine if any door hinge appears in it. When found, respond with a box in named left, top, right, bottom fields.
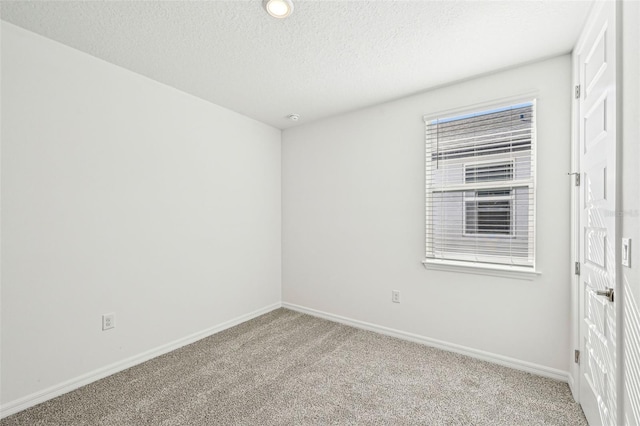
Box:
left=575, top=349, right=580, bottom=364
left=575, top=84, right=581, bottom=99
left=575, top=261, right=581, bottom=275
left=568, top=172, right=580, bottom=186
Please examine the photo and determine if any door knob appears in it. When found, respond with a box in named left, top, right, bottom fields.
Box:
left=596, top=287, right=614, bottom=302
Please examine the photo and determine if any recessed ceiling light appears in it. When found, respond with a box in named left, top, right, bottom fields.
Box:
left=287, top=114, right=300, bottom=121
left=263, top=0, right=294, bottom=19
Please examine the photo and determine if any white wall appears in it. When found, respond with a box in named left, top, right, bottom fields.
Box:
left=282, top=56, right=572, bottom=374
left=621, top=1, right=640, bottom=424
left=1, top=22, right=281, bottom=408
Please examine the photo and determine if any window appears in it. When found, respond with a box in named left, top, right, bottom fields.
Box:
left=424, top=100, right=536, bottom=269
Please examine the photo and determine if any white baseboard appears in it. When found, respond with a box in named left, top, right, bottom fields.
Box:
left=282, top=302, right=570, bottom=383
left=0, top=302, right=282, bottom=419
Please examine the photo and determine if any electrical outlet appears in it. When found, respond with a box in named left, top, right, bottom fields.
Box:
left=392, top=290, right=400, bottom=303
left=102, top=313, right=115, bottom=331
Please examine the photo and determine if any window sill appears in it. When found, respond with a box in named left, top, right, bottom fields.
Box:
left=421, top=259, right=541, bottom=280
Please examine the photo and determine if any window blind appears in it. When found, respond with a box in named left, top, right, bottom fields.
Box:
left=424, top=101, right=536, bottom=268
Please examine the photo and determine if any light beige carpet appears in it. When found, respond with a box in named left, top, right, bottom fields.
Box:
left=1, top=308, right=587, bottom=425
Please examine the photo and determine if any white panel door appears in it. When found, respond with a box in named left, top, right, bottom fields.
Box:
left=576, top=1, right=618, bottom=425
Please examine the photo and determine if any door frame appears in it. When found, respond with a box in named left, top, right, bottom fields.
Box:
left=569, top=0, right=624, bottom=422
left=566, top=45, right=593, bottom=403
left=569, top=38, right=581, bottom=404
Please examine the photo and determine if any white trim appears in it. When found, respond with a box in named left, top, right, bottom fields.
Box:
left=282, top=302, right=568, bottom=383
left=422, top=258, right=540, bottom=280
left=569, top=18, right=583, bottom=405
left=438, top=180, right=532, bottom=193
left=530, top=97, right=539, bottom=281
left=0, top=302, right=282, bottom=419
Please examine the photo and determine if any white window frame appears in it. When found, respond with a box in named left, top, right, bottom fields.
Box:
left=422, top=94, right=540, bottom=279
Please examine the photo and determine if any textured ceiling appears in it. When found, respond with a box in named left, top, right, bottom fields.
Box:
left=1, top=0, right=593, bottom=129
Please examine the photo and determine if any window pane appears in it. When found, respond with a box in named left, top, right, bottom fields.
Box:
left=465, top=196, right=512, bottom=236
left=425, top=100, right=536, bottom=267
left=465, top=162, right=513, bottom=183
